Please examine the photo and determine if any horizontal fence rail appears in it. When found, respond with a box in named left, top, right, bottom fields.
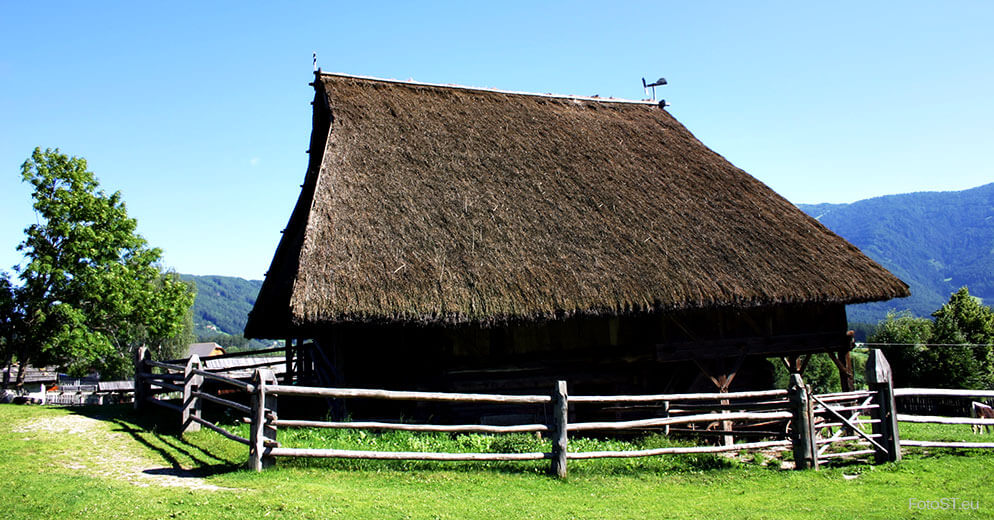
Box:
left=164, top=345, right=289, bottom=365
left=568, top=411, right=793, bottom=432
left=568, top=389, right=788, bottom=403
left=267, top=448, right=551, bottom=461
left=896, top=414, right=994, bottom=426
left=894, top=388, right=994, bottom=399
left=194, top=369, right=255, bottom=392
left=273, top=419, right=551, bottom=434
left=266, top=385, right=551, bottom=404
left=566, top=439, right=793, bottom=460
left=901, top=440, right=994, bottom=449
left=194, top=391, right=252, bottom=415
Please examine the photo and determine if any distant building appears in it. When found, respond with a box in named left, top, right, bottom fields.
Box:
left=2, top=365, right=61, bottom=388
left=186, top=342, right=226, bottom=358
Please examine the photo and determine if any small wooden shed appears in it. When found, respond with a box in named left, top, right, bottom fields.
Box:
left=245, top=72, right=908, bottom=402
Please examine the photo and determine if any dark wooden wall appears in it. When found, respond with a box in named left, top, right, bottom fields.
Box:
left=309, top=302, right=848, bottom=398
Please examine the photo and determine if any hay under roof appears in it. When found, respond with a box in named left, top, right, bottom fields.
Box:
left=245, top=72, right=908, bottom=338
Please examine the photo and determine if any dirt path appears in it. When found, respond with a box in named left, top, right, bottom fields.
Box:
left=13, top=413, right=233, bottom=491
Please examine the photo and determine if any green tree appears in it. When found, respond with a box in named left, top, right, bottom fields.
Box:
left=868, top=289, right=994, bottom=389
left=867, top=310, right=933, bottom=386
left=929, top=287, right=994, bottom=389
left=771, top=353, right=847, bottom=394
left=0, top=272, right=17, bottom=390
left=12, top=148, right=195, bottom=382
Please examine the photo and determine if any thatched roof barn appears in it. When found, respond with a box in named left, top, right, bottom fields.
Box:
left=246, top=72, right=907, bottom=402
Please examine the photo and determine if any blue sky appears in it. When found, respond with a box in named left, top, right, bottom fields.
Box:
left=2, top=2, right=992, bottom=280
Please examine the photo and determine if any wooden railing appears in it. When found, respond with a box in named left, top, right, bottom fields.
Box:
left=261, top=381, right=797, bottom=477
left=894, top=388, right=994, bottom=449
left=136, top=347, right=856, bottom=477
left=137, top=347, right=994, bottom=477
left=134, top=347, right=266, bottom=449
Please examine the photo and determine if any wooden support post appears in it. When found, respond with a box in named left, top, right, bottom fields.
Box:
left=719, top=388, right=733, bottom=447
left=301, top=342, right=311, bottom=383
left=663, top=400, right=670, bottom=436
left=828, top=345, right=857, bottom=437
left=695, top=354, right=745, bottom=447
left=827, top=349, right=855, bottom=393
left=550, top=380, right=568, bottom=479
left=250, top=368, right=279, bottom=471
left=181, top=355, right=203, bottom=434
left=866, top=349, right=901, bottom=463
left=788, top=373, right=818, bottom=470
left=134, top=346, right=151, bottom=411
left=284, top=338, right=294, bottom=385
left=828, top=334, right=856, bottom=393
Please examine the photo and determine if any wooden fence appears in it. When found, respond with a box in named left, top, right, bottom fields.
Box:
left=894, top=388, right=994, bottom=449
left=138, top=347, right=959, bottom=477
left=135, top=347, right=256, bottom=449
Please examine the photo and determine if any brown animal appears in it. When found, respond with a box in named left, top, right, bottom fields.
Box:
left=971, top=401, right=994, bottom=434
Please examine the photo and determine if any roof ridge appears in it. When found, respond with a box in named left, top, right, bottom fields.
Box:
left=317, top=70, right=659, bottom=106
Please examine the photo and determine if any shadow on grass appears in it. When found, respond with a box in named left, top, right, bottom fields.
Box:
left=816, top=457, right=875, bottom=470
left=66, top=404, right=241, bottom=477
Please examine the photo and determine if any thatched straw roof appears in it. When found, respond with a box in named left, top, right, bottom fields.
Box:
left=245, top=72, right=908, bottom=338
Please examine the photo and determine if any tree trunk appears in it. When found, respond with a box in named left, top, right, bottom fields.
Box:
left=15, top=360, right=27, bottom=391
left=2, top=352, right=12, bottom=390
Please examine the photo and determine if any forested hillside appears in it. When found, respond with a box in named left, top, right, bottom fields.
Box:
left=178, top=274, right=269, bottom=349
left=798, top=182, right=994, bottom=323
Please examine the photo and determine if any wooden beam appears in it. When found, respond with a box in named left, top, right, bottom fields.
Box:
left=656, top=332, right=853, bottom=362
left=722, top=350, right=748, bottom=389
left=692, top=359, right=722, bottom=389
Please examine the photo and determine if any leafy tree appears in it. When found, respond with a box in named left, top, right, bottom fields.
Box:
left=868, top=310, right=933, bottom=386
left=929, top=287, right=994, bottom=389
left=0, top=272, right=17, bottom=389
left=11, top=148, right=195, bottom=383
left=771, top=353, right=845, bottom=394
left=868, top=288, right=994, bottom=389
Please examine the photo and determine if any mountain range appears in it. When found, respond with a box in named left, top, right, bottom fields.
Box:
left=179, top=183, right=993, bottom=338
left=798, top=182, right=993, bottom=323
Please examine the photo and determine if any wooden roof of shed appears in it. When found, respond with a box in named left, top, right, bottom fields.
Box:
left=245, top=72, right=908, bottom=338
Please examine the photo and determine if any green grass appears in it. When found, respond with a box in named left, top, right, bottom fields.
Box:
left=3, top=404, right=994, bottom=519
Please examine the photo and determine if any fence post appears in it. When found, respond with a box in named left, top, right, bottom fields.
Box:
left=181, top=355, right=203, bottom=434
left=866, top=349, right=901, bottom=463
left=550, top=380, right=568, bottom=479
left=663, top=400, right=671, bottom=436
left=250, top=368, right=279, bottom=471
left=788, top=373, right=818, bottom=470
left=134, top=346, right=151, bottom=411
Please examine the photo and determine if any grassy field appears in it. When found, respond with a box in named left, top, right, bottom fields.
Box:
left=2, top=404, right=994, bottom=519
